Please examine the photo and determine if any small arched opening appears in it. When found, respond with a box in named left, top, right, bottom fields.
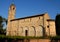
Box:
left=23, top=26, right=29, bottom=36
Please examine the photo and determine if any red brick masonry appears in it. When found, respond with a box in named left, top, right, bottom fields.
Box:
left=29, top=39, right=50, bottom=42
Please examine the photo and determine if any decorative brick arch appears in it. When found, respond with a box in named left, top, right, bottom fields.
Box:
left=36, top=25, right=45, bottom=37
left=29, top=26, right=36, bottom=36
left=20, top=27, right=23, bottom=33
left=18, top=27, right=23, bottom=36
left=32, top=26, right=36, bottom=36
left=39, top=25, right=45, bottom=36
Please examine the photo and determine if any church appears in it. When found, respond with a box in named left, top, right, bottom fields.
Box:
left=6, top=3, right=56, bottom=37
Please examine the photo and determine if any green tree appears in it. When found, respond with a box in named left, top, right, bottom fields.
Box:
left=0, top=16, right=7, bottom=34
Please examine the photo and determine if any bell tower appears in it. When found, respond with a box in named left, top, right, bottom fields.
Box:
left=8, top=3, right=16, bottom=21
left=6, top=3, right=16, bottom=36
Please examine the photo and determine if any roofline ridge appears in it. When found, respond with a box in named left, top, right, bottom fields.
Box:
left=10, top=13, right=45, bottom=21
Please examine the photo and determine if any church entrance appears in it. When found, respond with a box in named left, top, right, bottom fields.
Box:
left=25, top=30, right=28, bottom=36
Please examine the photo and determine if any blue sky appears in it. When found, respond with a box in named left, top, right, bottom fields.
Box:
left=0, top=0, right=60, bottom=19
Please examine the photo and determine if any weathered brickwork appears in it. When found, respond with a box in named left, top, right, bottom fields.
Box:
left=6, top=4, right=16, bottom=36
left=6, top=3, right=56, bottom=36
left=47, top=21, right=56, bottom=36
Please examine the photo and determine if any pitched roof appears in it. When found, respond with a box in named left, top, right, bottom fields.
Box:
left=11, top=14, right=45, bottom=21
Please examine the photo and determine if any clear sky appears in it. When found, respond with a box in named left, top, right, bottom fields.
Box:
left=0, top=0, right=60, bottom=19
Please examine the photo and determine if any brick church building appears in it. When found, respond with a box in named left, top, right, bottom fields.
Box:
left=6, top=3, right=56, bottom=36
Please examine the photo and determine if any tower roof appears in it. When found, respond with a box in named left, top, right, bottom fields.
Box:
left=10, top=3, right=16, bottom=9
left=10, top=3, right=15, bottom=6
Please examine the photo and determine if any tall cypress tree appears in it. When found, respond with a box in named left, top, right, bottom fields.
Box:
left=55, top=14, right=60, bottom=35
